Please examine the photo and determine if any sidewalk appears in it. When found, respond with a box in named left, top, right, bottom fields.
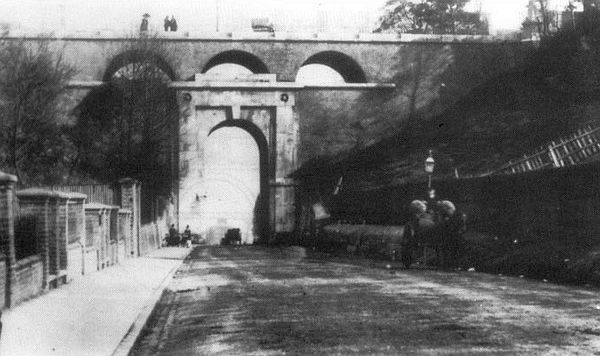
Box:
left=0, top=247, right=190, bottom=356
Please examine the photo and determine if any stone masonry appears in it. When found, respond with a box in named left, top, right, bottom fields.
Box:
left=177, top=74, right=299, bottom=243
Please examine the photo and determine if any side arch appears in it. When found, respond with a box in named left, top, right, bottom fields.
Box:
left=202, top=50, right=270, bottom=74
left=103, top=49, right=177, bottom=81
left=208, top=119, right=271, bottom=242
left=300, top=51, right=367, bottom=83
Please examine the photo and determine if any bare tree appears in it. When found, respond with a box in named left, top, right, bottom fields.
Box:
left=0, top=38, right=76, bottom=184
left=72, top=32, right=179, bottom=209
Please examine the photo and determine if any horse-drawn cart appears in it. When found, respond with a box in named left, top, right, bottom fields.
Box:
left=401, top=200, right=467, bottom=269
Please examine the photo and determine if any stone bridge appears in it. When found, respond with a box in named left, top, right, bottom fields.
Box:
left=15, top=32, right=525, bottom=83
left=10, top=33, right=533, bottom=242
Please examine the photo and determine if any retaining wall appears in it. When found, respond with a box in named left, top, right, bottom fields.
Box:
left=332, top=162, right=600, bottom=247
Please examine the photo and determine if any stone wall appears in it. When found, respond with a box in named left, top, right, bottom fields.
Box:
left=0, top=174, right=160, bottom=309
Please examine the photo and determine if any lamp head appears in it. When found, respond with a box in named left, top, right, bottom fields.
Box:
left=424, top=150, right=435, bottom=174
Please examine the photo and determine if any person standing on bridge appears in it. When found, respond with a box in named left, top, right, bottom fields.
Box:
left=164, top=16, right=171, bottom=31
left=170, top=15, right=178, bottom=32
left=140, top=13, right=150, bottom=33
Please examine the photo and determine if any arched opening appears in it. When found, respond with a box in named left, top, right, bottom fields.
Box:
left=298, top=51, right=367, bottom=83
left=202, top=120, right=270, bottom=245
left=201, top=50, right=269, bottom=75
left=74, top=56, right=178, bottom=224
left=204, top=63, right=254, bottom=79
left=103, top=50, right=177, bottom=82
left=296, top=64, right=345, bottom=85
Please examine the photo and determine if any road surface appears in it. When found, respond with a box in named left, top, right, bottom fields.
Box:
left=130, top=246, right=600, bottom=355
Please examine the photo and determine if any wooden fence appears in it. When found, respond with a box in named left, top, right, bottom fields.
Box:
left=486, top=124, right=600, bottom=176
left=39, top=184, right=118, bottom=205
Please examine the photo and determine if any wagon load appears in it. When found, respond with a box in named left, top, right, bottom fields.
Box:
left=322, top=224, right=406, bottom=257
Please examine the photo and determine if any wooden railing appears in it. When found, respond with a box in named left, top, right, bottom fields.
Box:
left=39, top=184, right=118, bottom=205
left=486, top=124, right=600, bottom=176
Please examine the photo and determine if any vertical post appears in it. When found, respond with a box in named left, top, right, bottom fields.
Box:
left=15, top=191, right=51, bottom=290
left=41, top=197, right=50, bottom=289
left=0, top=172, right=18, bottom=307
left=119, top=178, right=140, bottom=257
left=548, top=143, right=560, bottom=167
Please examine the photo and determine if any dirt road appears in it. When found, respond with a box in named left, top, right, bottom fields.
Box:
left=130, top=246, right=600, bottom=355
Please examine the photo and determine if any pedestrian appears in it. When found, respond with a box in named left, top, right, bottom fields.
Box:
left=183, top=225, right=192, bottom=248
left=170, top=15, right=178, bottom=32
left=169, top=224, right=179, bottom=246
left=164, top=16, right=171, bottom=31
left=140, top=13, right=150, bottom=33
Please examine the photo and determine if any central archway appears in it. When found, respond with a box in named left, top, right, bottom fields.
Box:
left=204, top=119, right=270, bottom=244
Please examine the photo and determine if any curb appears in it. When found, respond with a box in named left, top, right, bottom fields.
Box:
left=111, top=256, right=185, bottom=356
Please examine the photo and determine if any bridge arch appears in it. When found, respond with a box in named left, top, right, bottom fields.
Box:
left=103, top=50, right=177, bottom=81
left=299, top=51, right=367, bottom=83
left=206, top=118, right=270, bottom=242
left=201, top=50, right=270, bottom=75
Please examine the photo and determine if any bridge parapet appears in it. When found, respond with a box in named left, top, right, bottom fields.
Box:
left=4, top=31, right=523, bottom=43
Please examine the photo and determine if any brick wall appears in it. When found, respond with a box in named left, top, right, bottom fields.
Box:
left=13, top=255, right=44, bottom=305
left=0, top=172, right=18, bottom=307
left=0, top=175, right=161, bottom=309
left=17, top=189, right=87, bottom=286
left=16, top=200, right=49, bottom=289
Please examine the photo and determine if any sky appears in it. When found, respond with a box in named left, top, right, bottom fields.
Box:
left=0, top=0, right=578, bottom=35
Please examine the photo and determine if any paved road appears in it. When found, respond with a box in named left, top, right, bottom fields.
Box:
left=130, top=246, right=600, bottom=355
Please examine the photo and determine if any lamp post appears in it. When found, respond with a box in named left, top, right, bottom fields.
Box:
left=424, top=149, right=435, bottom=189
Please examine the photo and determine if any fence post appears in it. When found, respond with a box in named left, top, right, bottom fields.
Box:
left=0, top=172, right=18, bottom=308
left=119, top=178, right=140, bottom=257
left=548, top=143, right=560, bottom=168
left=15, top=190, right=51, bottom=291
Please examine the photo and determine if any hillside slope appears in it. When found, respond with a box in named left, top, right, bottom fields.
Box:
left=295, top=15, right=600, bottom=191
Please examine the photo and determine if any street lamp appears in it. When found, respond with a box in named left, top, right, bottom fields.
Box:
left=424, top=149, right=435, bottom=189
